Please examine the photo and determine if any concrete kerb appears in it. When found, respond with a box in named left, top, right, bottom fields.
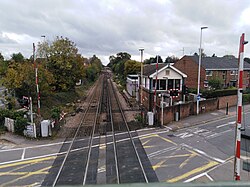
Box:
left=167, top=105, right=250, bottom=132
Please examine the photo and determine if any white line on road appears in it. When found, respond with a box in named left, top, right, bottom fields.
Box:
left=206, top=129, right=232, bottom=139
left=21, top=148, right=26, bottom=160
left=181, top=144, right=225, bottom=163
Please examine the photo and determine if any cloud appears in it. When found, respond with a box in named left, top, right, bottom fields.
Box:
left=0, top=0, right=250, bottom=64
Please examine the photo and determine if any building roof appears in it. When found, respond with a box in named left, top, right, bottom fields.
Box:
left=142, top=63, right=187, bottom=78
left=186, top=55, right=250, bottom=70
left=143, top=63, right=167, bottom=76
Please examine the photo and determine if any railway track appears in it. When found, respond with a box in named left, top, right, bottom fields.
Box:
left=42, top=71, right=157, bottom=186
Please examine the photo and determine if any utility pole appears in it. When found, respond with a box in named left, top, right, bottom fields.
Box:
left=139, top=48, right=144, bottom=123
left=234, top=33, right=248, bottom=181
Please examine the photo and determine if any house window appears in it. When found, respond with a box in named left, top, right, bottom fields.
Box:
left=230, top=70, right=238, bottom=75
left=206, top=70, right=213, bottom=76
left=153, top=79, right=166, bottom=90
left=168, top=79, right=174, bottom=89
left=159, top=80, right=166, bottom=90
left=165, top=70, right=170, bottom=76
left=175, top=79, right=180, bottom=89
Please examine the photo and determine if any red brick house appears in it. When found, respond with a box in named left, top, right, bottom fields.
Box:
left=173, top=55, right=250, bottom=89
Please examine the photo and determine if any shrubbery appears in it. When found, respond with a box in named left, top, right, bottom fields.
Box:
left=202, top=89, right=237, bottom=98
left=0, top=109, right=28, bottom=134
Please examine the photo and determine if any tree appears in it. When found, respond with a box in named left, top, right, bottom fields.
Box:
left=108, top=52, right=131, bottom=78
left=124, top=60, right=141, bottom=76
left=208, top=78, right=223, bottom=90
left=11, top=52, right=24, bottom=63
left=164, top=56, right=179, bottom=64
left=0, top=52, right=4, bottom=61
left=46, top=36, right=82, bottom=91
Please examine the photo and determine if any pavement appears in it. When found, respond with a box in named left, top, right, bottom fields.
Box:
left=1, top=104, right=250, bottom=146
left=167, top=104, right=250, bottom=132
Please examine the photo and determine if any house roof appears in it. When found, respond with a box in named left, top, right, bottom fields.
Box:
left=186, top=55, right=250, bottom=70
left=142, top=63, right=187, bottom=78
left=143, top=63, right=167, bottom=76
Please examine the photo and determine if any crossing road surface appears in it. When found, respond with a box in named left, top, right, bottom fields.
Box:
left=1, top=112, right=250, bottom=185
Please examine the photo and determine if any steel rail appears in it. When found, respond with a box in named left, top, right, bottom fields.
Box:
left=82, top=75, right=103, bottom=185
left=110, top=79, right=149, bottom=183
left=52, top=76, right=103, bottom=187
left=107, top=78, right=120, bottom=184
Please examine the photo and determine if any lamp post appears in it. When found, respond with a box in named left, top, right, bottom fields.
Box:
left=139, top=48, right=144, bottom=124
left=197, top=26, right=208, bottom=115
left=139, top=48, right=144, bottom=106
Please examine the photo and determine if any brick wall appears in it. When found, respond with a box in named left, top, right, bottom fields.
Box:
left=173, top=56, right=206, bottom=89
left=218, top=95, right=237, bottom=109
left=155, top=95, right=237, bottom=126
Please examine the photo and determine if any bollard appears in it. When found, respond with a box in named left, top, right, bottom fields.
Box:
left=226, top=102, right=228, bottom=115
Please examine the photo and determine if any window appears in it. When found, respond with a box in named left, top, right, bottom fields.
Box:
left=230, top=70, right=238, bottom=75
left=153, top=79, right=166, bottom=90
left=168, top=79, right=174, bottom=89
left=165, top=70, right=170, bottom=76
left=159, top=80, right=166, bottom=90
left=175, top=79, right=180, bottom=89
left=206, top=70, right=213, bottom=76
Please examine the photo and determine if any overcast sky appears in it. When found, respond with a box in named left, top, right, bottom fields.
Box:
left=0, top=0, right=250, bottom=65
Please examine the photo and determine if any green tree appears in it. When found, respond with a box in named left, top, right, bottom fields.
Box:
left=208, top=78, right=223, bottom=90
left=0, top=52, right=4, bottom=61
left=124, top=60, right=141, bottom=76
left=11, top=52, right=24, bottom=63
left=46, top=36, right=82, bottom=91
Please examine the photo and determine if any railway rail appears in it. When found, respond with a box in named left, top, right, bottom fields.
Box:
left=42, top=70, right=157, bottom=186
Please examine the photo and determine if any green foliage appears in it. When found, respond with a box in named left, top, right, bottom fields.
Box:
left=11, top=52, right=24, bottom=63
left=51, top=107, right=61, bottom=121
left=47, top=36, right=81, bottom=91
left=208, top=78, right=223, bottom=90
left=124, top=60, right=141, bottom=76
left=0, top=109, right=27, bottom=134
left=15, top=116, right=28, bottom=135
left=243, top=94, right=250, bottom=104
left=135, top=114, right=142, bottom=122
left=202, top=89, right=237, bottom=98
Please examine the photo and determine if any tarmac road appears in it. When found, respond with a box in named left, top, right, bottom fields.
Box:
left=1, top=104, right=250, bottom=185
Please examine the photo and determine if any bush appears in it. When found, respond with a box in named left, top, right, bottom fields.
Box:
left=202, top=89, right=237, bottom=98
left=0, top=109, right=27, bottom=134
left=15, top=117, right=28, bottom=135
left=243, top=94, right=250, bottom=104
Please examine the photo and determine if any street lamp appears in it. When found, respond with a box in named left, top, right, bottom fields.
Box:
left=197, top=26, right=208, bottom=115
left=139, top=48, right=144, bottom=106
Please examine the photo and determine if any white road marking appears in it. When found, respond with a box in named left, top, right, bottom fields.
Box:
left=148, top=146, right=178, bottom=158
left=206, top=129, right=232, bottom=139
left=21, top=148, right=26, bottom=160
left=181, top=144, right=225, bottom=163
left=206, top=173, right=214, bottom=181
left=216, top=121, right=235, bottom=128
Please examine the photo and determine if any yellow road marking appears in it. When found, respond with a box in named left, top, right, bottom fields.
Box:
left=140, top=134, right=158, bottom=140
left=1, top=166, right=51, bottom=187
left=179, top=152, right=197, bottom=169
left=153, top=160, right=167, bottom=170
left=140, top=134, right=177, bottom=145
left=0, top=171, right=49, bottom=176
left=0, top=156, right=56, bottom=169
left=142, top=139, right=151, bottom=146
left=158, top=135, right=177, bottom=145
left=167, top=161, right=218, bottom=183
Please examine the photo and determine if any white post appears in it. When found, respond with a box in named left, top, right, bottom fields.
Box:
left=197, top=26, right=208, bottom=115
left=30, top=97, right=36, bottom=138
left=161, top=94, right=164, bottom=127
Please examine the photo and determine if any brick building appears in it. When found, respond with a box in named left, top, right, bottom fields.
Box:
left=173, top=55, right=250, bottom=89
left=139, top=63, right=187, bottom=111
